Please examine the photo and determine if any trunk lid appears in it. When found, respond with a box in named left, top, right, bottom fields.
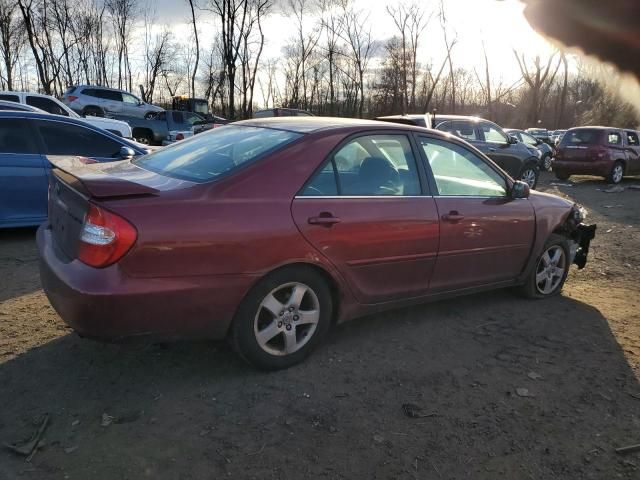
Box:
left=47, top=155, right=195, bottom=259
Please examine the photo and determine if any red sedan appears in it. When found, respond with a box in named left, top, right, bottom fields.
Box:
left=38, top=118, right=596, bottom=369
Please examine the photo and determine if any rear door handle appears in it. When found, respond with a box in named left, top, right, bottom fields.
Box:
left=442, top=211, right=465, bottom=222
left=488, top=147, right=496, bottom=152
left=308, top=213, right=341, bottom=226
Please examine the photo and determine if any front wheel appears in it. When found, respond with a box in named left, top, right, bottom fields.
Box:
left=519, top=234, right=570, bottom=299
left=519, top=163, right=539, bottom=189
left=608, top=161, right=624, bottom=184
left=231, top=267, right=333, bottom=370
left=543, top=154, right=553, bottom=171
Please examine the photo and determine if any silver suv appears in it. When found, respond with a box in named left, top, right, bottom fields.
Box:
left=62, top=85, right=164, bottom=119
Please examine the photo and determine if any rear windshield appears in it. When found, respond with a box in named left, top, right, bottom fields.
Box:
left=561, top=129, right=602, bottom=146
left=133, top=125, right=303, bottom=183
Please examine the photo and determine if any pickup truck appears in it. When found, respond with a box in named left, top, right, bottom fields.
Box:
left=116, top=110, right=213, bottom=146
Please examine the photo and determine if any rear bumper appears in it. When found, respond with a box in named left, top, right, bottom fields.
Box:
left=571, top=223, right=597, bottom=269
left=553, top=159, right=612, bottom=177
left=37, top=226, right=256, bottom=341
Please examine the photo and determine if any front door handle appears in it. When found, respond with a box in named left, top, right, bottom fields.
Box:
left=488, top=147, right=497, bottom=152
left=442, top=211, right=465, bottom=222
left=308, top=213, right=341, bottom=226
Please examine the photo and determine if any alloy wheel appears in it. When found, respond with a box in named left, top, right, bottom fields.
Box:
left=612, top=164, right=624, bottom=184
left=535, top=245, right=566, bottom=295
left=521, top=168, right=537, bottom=188
left=254, top=282, right=320, bottom=356
left=543, top=156, right=553, bottom=171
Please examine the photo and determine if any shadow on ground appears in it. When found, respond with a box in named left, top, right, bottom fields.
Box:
left=1, top=290, right=638, bottom=479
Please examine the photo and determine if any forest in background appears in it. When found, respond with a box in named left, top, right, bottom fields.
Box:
left=1, top=0, right=638, bottom=129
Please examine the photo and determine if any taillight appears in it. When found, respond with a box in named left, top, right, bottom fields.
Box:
left=175, top=133, right=184, bottom=141
left=78, top=204, right=137, bottom=268
left=67, top=95, right=78, bottom=102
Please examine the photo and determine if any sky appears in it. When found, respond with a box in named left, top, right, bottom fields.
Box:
left=148, top=0, right=558, bottom=86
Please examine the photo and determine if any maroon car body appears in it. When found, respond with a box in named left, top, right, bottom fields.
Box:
left=38, top=117, right=595, bottom=368
left=553, top=126, right=640, bottom=183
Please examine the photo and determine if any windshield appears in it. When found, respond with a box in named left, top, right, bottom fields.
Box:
left=133, top=125, right=303, bottom=183
left=193, top=101, right=209, bottom=115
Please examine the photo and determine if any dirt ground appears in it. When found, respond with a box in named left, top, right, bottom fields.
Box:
left=1, top=171, right=639, bottom=479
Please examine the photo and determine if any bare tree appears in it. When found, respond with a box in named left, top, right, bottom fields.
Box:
left=514, top=50, right=561, bottom=124
left=341, top=2, right=372, bottom=117
left=106, top=0, right=138, bottom=91
left=0, top=0, right=24, bottom=90
left=186, top=0, right=200, bottom=98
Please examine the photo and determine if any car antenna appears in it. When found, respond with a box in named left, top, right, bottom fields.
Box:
left=431, top=108, right=437, bottom=128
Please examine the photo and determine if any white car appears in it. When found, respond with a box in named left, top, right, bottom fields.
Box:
left=0, top=91, right=132, bottom=139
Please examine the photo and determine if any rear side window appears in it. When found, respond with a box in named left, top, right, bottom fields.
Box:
left=26, top=96, right=68, bottom=116
left=35, top=120, right=124, bottom=158
left=0, top=118, right=37, bottom=154
left=0, top=94, right=19, bottom=102
left=81, top=88, right=96, bottom=97
left=626, top=131, right=639, bottom=146
left=134, top=125, right=303, bottom=183
left=96, top=89, right=122, bottom=102
left=301, top=134, right=421, bottom=196
left=561, top=129, right=601, bottom=146
left=608, top=132, right=622, bottom=145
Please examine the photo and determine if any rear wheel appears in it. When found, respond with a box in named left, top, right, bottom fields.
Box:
left=83, top=106, right=104, bottom=117
left=133, top=130, right=153, bottom=145
left=543, top=154, right=553, bottom=171
left=608, top=161, right=624, bottom=184
left=519, top=163, right=539, bottom=189
left=231, top=267, right=333, bottom=370
left=519, top=234, right=570, bottom=299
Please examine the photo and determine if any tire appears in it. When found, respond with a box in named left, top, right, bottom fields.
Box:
left=144, top=111, right=157, bottom=120
left=133, top=130, right=153, bottom=145
left=519, top=234, right=570, bottom=299
left=519, top=162, right=539, bottom=189
left=555, top=172, right=570, bottom=181
left=607, top=161, right=624, bottom=184
left=542, top=154, right=553, bottom=171
left=230, top=267, right=333, bottom=370
left=83, top=106, right=104, bottom=117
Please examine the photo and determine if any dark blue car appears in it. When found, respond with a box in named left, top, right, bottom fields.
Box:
left=0, top=111, right=147, bottom=228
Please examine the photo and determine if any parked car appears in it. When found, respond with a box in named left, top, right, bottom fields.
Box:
left=254, top=108, right=314, bottom=118
left=526, top=128, right=552, bottom=145
left=38, top=117, right=595, bottom=370
left=553, top=127, right=640, bottom=183
left=0, top=91, right=132, bottom=138
left=378, top=114, right=541, bottom=188
left=116, top=110, right=213, bottom=145
left=62, top=85, right=164, bottom=119
left=505, top=128, right=554, bottom=171
left=0, top=111, right=147, bottom=228
left=376, top=113, right=433, bottom=129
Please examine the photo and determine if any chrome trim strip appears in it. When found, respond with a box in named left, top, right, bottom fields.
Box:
left=294, top=195, right=507, bottom=200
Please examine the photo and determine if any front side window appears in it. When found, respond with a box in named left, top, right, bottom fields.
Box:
left=452, top=121, right=478, bottom=141
left=626, top=131, right=639, bottom=146
left=35, top=120, right=124, bottom=158
left=301, top=134, right=421, bottom=196
left=97, top=89, right=122, bottom=102
left=520, top=132, right=539, bottom=146
left=134, top=125, right=302, bottom=183
left=0, top=119, right=37, bottom=154
left=419, top=137, right=506, bottom=197
left=26, top=96, right=68, bottom=116
left=122, top=93, right=139, bottom=105
left=481, top=122, right=508, bottom=144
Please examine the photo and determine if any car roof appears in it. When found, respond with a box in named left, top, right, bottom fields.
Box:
left=75, top=84, right=133, bottom=94
left=235, top=116, right=437, bottom=134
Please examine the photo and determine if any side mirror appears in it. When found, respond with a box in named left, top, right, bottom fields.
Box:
left=119, top=146, right=135, bottom=159
left=508, top=135, right=518, bottom=144
left=511, top=180, right=530, bottom=199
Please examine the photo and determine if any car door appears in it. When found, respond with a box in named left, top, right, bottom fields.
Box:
left=624, top=130, right=640, bottom=174
left=33, top=119, right=132, bottom=162
left=98, top=89, right=123, bottom=115
left=122, top=93, right=141, bottom=116
left=291, top=132, right=440, bottom=304
left=416, top=134, right=535, bottom=292
left=476, top=121, right=523, bottom=177
left=0, top=117, right=49, bottom=226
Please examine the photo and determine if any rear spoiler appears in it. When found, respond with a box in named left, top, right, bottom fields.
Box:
left=48, top=156, right=159, bottom=198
